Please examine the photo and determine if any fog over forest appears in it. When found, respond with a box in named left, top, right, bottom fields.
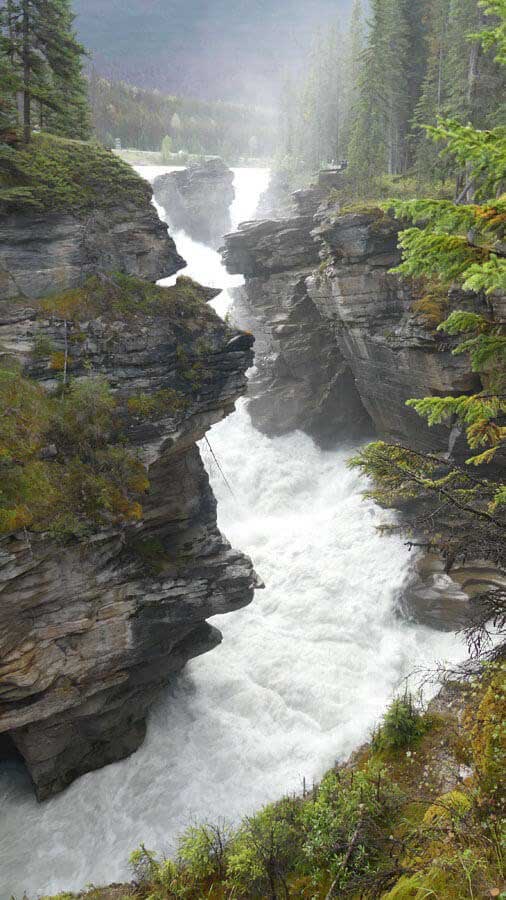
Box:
left=74, top=0, right=351, bottom=103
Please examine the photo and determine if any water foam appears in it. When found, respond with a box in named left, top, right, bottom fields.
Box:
left=0, top=168, right=462, bottom=899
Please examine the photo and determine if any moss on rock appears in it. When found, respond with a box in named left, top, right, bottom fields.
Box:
left=0, top=133, right=152, bottom=215
left=38, top=273, right=217, bottom=328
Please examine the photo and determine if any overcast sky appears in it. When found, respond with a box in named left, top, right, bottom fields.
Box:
left=74, top=0, right=351, bottom=105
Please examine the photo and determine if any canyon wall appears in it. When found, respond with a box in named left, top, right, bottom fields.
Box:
left=153, top=158, right=235, bottom=247
left=0, top=161, right=257, bottom=800
left=222, top=173, right=503, bottom=456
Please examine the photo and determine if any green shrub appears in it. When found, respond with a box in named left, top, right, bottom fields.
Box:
left=177, top=820, right=232, bottom=882
left=302, top=766, right=403, bottom=891
left=0, top=369, right=148, bottom=538
left=129, top=844, right=195, bottom=899
left=226, top=799, right=304, bottom=899
left=372, top=693, right=428, bottom=753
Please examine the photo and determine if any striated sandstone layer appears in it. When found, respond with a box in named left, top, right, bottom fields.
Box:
left=153, top=158, right=235, bottom=248
left=0, top=165, right=257, bottom=800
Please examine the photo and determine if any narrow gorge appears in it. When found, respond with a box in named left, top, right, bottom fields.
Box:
left=1, top=2, right=505, bottom=896
left=0, top=160, right=474, bottom=898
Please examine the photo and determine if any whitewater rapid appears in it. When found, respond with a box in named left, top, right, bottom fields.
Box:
left=0, top=168, right=462, bottom=899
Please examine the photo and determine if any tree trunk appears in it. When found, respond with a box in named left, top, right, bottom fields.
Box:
left=467, top=10, right=484, bottom=110
left=467, top=41, right=479, bottom=108
left=22, top=0, right=31, bottom=143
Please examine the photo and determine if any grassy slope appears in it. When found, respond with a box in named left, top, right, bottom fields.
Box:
left=0, top=133, right=151, bottom=214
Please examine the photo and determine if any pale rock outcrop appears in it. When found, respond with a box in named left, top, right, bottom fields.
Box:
left=0, top=204, right=184, bottom=301
left=153, top=159, right=235, bottom=248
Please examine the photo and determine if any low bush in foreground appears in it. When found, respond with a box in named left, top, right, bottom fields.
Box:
left=35, top=663, right=504, bottom=899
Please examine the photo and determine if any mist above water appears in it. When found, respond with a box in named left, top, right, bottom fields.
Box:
left=0, top=168, right=462, bottom=900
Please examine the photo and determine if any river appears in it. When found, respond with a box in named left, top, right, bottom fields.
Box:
left=0, top=167, right=462, bottom=899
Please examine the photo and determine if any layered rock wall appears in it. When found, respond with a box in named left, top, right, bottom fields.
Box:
left=223, top=185, right=373, bottom=446
left=153, top=159, right=235, bottom=248
left=0, top=203, right=184, bottom=301
left=223, top=174, right=493, bottom=455
left=0, top=167, right=257, bottom=799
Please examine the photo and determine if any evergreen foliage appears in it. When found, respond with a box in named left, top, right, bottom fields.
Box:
left=278, top=0, right=506, bottom=196
left=87, top=73, right=276, bottom=159
left=372, top=694, right=428, bottom=752
left=0, top=0, right=90, bottom=142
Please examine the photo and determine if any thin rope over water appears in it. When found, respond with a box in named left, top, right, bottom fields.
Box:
left=204, top=436, right=236, bottom=499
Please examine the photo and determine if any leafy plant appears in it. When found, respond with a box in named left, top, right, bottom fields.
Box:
left=372, top=693, right=427, bottom=752
left=0, top=368, right=148, bottom=538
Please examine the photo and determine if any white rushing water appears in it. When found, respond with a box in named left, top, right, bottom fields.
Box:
left=0, top=168, right=463, bottom=899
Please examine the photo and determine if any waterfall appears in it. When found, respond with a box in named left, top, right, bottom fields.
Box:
left=0, top=168, right=462, bottom=899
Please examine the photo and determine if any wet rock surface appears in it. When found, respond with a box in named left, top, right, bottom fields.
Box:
left=222, top=172, right=501, bottom=456
left=153, top=158, right=235, bottom=248
left=0, top=202, right=184, bottom=302
left=222, top=176, right=373, bottom=447
left=0, top=182, right=257, bottom=800
left=400, top=554, right=506, bottom=632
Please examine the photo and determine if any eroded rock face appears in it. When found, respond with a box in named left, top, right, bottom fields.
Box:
left=222, top=175, right=496, bottom=455
left=400, top=555, right=506, bottom=631
left=222, top=184, right=374, bottom=447
left=0, top=203, right=185, bottom=301
left=0, top=285, right=257, bottom=799
left=153, top=159, right=235, bottom=248
left=0, top=183, right=257, bottom=799
left=308, top=208, right=493, bottom=455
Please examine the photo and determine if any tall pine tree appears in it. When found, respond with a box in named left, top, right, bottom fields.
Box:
left=0, top=0, right=89, bottom=142
left=340, top=0, right=365, bottom=160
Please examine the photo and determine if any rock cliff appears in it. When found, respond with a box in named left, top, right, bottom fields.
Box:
left=153, top=159, right=235, bottom=248
left=222, top=178, right=374, bottom=447
left=222, top=172, right=496, bottom=455
left=0, top=151, right=257, bottom=800
left=0, top=204, right=184, bottom=301
left=222, top=171, right=505, bottom=629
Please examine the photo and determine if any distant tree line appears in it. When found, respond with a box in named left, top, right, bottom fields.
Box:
left=87, top=72, right=277, bottom=160
left=0, top=1, right=276, bottom=162
left=0, top=0, right=89, bottom=143
left=280, top=0, right=506, bottom=189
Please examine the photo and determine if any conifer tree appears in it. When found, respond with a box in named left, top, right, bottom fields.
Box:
left=347, top=0, right=392, bottom=186
left=0, top=0, right=89, bottom=142
left=340, top=0, right=365, bottom=159
left=0, top=4, right=20, bottom=139
left=413, top=0, right=452, bottom=180
left=351, top=1, right=506, bottom=559
left=39, top=0, right=90, bottom=139
left=347, top=0, right=428, bottom=187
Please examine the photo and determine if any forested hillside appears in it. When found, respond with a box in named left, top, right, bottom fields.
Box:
left=87, top=73, right=276, bottom=158
left=73, top=0, right=350, bottom=104
left=280, top=0, right=506, bottom=192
